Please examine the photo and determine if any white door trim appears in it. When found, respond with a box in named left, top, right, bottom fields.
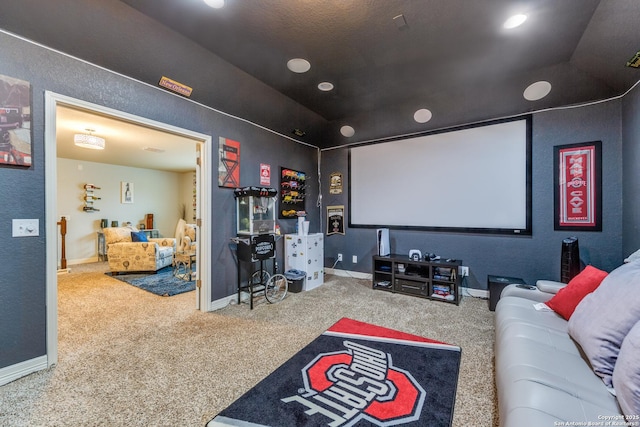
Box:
left=44, top=91, right=213, bottom=368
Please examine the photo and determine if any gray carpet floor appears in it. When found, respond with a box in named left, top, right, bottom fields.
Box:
left=0, top=262, right=498, bottom=426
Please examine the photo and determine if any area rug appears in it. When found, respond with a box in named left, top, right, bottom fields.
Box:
left=107, top=266, right=195, bottom=297
left=207, top=318, right=461, bottom=427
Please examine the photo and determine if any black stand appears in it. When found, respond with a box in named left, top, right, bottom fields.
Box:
left=237, top=258, right=275, bottom=310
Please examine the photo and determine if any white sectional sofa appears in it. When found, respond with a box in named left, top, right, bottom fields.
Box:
left=495, top=262, right=640, bottom=427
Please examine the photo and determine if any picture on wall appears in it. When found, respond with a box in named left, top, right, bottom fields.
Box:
left=121, top=181, right=134, bottom=204
left=329, top=172, right=343, bottom=194
left=554, top=141, right=602, bottom=231
left=0, top=73, right=32, bottom=167
left=327, top=205, right=345, bottom=235
left=218, top=137, right=240, bottom=188
left=260, top=163, right=271, bottom=186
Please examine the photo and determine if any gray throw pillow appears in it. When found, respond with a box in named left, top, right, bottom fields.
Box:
left=568, top=262, right=640, bottom=387
left=612, top=320, right=640, bottom=417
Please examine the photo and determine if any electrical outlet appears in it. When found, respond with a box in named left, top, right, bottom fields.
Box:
left=352, top=255, right=358, bottom=263
left=459, top=266, right=469, bottom=277
left=337, top=253, right=343, bottom=262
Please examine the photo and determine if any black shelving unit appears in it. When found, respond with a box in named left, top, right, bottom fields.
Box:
left=372, top=254, right=462, bottom=305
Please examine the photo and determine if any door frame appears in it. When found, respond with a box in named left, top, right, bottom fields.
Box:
left=44, top=91, right=213, bottom=367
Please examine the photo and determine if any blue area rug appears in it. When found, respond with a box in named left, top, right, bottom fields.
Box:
left=108, top=266, right=195, bottom=297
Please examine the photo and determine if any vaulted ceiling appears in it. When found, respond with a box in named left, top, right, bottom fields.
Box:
left=1, top=0, right=639, bottom=147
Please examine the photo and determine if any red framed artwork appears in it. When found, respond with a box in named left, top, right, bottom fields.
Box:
left=553, top=141, right=602, bottom=231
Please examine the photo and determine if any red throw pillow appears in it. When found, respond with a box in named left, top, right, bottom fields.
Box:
left=546, top=265, right=608, bottom=320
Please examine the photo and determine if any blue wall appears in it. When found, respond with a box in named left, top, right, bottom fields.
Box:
left=0, top=31, right=320, bottom=369
left=322, top=99, right=624, bottom=288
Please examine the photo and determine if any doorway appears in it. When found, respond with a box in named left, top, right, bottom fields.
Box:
left=44, top=92, right=212, bottom=367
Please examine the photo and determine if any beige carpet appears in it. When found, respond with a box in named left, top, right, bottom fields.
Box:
left=0, top=262, right=498, bottom=426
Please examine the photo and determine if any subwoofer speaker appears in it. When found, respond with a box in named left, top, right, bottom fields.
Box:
left=561, top=237, right=580, bottom=283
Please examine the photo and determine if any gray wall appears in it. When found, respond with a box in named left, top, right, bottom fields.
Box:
left=0, top=31, right=319, bottom=369
left=622, top=84, right=640, bottom=256
left=322, top=99, right=624, bottom=288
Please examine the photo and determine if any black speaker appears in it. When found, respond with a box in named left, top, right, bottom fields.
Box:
left=561, top=237, right=580, bottom=283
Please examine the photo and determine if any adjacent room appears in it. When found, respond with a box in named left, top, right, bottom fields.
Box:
left=1, top=1, right=639, bottom=426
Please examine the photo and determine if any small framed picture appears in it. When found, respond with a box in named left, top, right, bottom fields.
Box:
left=121, top=181, right=134, bottom=204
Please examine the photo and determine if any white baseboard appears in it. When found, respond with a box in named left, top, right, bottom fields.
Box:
left=209, top=294, right=237, bottom=311
left=325, top=268, right=372, bottom=280
left=67, top=257, right=100, bottom=266
left=0, top=355, right=48, bottom=386
left=462, top=287, right=489, bottom=299
left=326, top=269, right=490, bottom=299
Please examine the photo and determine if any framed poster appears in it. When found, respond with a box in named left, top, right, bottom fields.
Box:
left=0, top=73, right=32, bottom=167
left=218, top=137, right=240, bottom=188
left=260, top=163, right=271, bottom=186
left=553, top=141, right=602, bottom=231
left=329, top=172, right=343, bottom=194
left=121, top=181, right=134, bottom=204
left=327, top=205, right=345, bottom=235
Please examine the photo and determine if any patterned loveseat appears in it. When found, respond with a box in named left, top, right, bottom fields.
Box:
left=103, top=226, right=175, bottom=273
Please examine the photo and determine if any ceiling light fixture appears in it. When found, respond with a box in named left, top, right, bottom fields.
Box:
left=503, top=14, right=527, bottom=29
left=523, top=81, right=552, bottom=101
left=74, top=129, right=105, bottom=150
left=340, top=125, right=355, bottom=137
left=414, top=108, right=433, bottom=123
left=318, top=82, right=334, bottom=91
left=287, top=58, right=311, bottom=73
left=203, top=0, right=225, bottom=9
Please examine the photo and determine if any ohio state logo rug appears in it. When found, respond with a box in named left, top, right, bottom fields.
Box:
left=207, top=318, right=461, bottom=427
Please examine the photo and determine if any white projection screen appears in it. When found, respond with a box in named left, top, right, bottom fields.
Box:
left=349, top=117, right=531, bottom=235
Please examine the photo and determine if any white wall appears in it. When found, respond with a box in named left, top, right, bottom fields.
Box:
left=57, top=158, right=193, bottom=264
left=180, top=172, right=197, bottom=223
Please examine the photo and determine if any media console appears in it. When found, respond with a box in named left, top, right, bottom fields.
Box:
left=372, top=254, right=462, bottom=305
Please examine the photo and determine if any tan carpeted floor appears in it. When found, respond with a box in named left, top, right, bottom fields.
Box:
left=0, top=262, right=498, bottom=426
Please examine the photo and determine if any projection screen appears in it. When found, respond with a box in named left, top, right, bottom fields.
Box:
left=349, top=117, right=531, bottom=235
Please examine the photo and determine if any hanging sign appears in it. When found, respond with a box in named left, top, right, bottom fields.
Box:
left=158, top=76, right=193, bottom=97
left=260, top=163, right=271, bottom=185
left=327, top=205, right=345, bottom=235
left=329, top=172, right=343, bottom=194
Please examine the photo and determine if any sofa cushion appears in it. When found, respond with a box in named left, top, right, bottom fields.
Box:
left=568, top=262, right=640, bottom=388
left=612, top=320, right=640, bottom=417
left=130, top=230, right=148, bottom=242
left=546, top=265, right=608, bottom=320
left=103, top=226, right=137, bottom=244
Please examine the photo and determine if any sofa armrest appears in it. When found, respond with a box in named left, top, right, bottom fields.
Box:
left=149, top=237, right=176, bottom=250
left=536, top=280, right=567, bottom=294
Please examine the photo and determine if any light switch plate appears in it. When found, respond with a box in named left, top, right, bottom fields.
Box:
left=12, top=219, right=39, bottom=237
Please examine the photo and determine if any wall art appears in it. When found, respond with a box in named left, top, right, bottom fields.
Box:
left=327, top=205, right=345, bottom=235
left=0, top=73, right=32, bottom=167
left=218, top=137, right=240, bottom=188
left=554, top=141, right=602, bottom=231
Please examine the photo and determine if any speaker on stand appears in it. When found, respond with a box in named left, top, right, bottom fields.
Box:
left=561, top=237, right=580, bottom=283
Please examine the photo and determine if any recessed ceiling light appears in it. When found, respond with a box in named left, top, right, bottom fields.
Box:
left=503, top=14, right=527, bottom=29
left=340, top=126, right=355, bottom=137
left=203, top=0, right=224, bottom=8
left=318, top=82, right=334, bottom=91
left=523, top=81, right=552, bottom=101
left=414, top=108, right=433, bottom=123
left=287, top=58, right=311, bottom=73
